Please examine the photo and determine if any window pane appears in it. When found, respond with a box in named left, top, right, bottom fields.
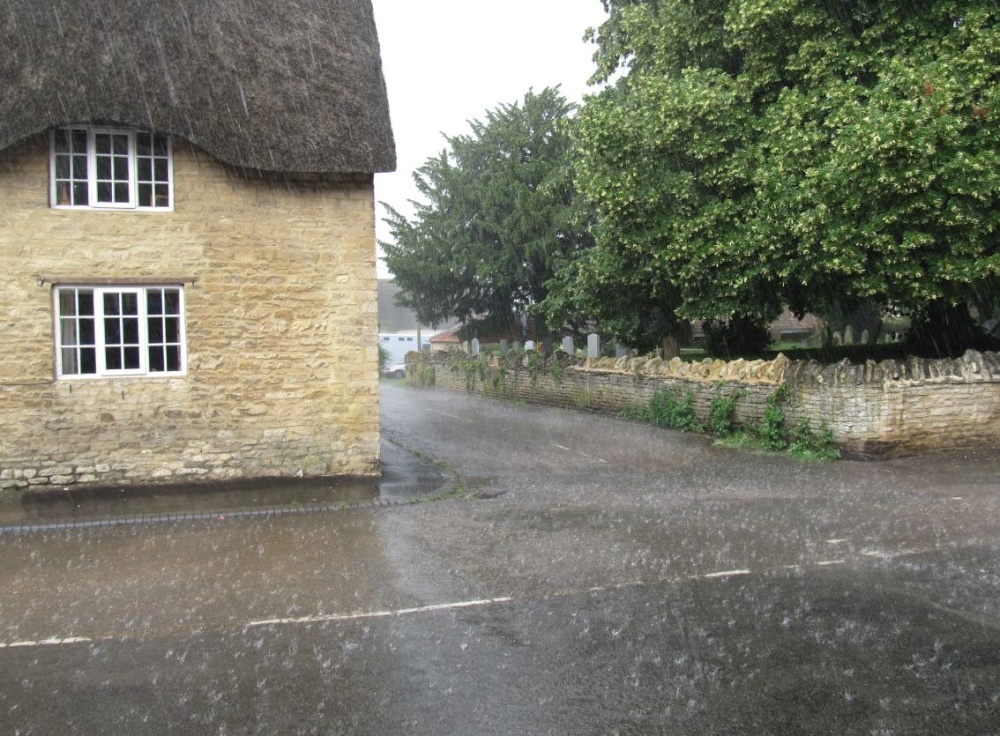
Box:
left=148, top=318, right=164, bottom=343
left=79, top=319, right=95, bottom=345
left=103, top=293, right=120, bottom=316
left=138, top=183, right=152, bottom=207
left=165, top=317, right=179, bottom=343
left=59, top=291, right=77, bottom=317
left=105, top=347, right=122, bottom=370
left=113, top=183, right=129, bottom=202
left=59, top=318, right=78, bottom=348
left=154, top=184, right=169, bottom=207
left=147, top=290, right=163, bottom=314
left=122, top=293, right=138, bottom=314
left=96, top=157, right=111, bottom=180
left=80, top=347, right=97, bottom=374
left=54, top=129, right=70, bottom=152
left=149, top=347, right=165, bottom=372
left=123, top=318, right=139, bottom=344
left=153, top=136, right=169, bottom=156
left=55, top=156, right=71, bottom=179
left=95, top=134, right=111, bottom=155
left=165, top=345, right=180, bottom=371
left=72, top=155, right=88, bottom=179
left=112, top=136, right=128, bottom=155
left=104, top=319, right=121, bottom=344
left=61, top=348, right=79, bottom=375
left=136, top=133, right=151, bottom=156
left=124, top=347, right=140, bottom=370
left=113, top=156, right=128, bottom=180
left=154, top=159, right=168, bottom=182
left=137, top=159, right=152, bottom=181
left=96, top=182, right=111, bottom=202
left=73, top=182, right=89, bottom=206
left=78, top=291, right=94, bottom=316
left=164, top=290, right=180, bottom=314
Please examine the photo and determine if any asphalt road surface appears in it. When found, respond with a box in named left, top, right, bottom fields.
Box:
left=1, top=382, right=999, bottom=734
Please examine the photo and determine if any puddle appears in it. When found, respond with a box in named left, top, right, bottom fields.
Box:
left=0, top=440, right=449, bottom=528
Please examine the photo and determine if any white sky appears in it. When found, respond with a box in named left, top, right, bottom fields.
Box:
left=370, top=0, right=609, bottom=277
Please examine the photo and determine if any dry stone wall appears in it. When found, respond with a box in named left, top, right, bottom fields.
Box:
left=0, top=135, right=379, bottom=490
left=414, top=349, right=1000, bottom=458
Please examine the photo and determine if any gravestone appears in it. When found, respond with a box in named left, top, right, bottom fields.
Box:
left=470, top=338, right=480, bottom=356
left=499, top=339, right=509, bottom=356
left=562, top=336, right=575, bottom=355
left=525, top=340, right=536, bottom=352
left=587, top=334, right=601, bottom=359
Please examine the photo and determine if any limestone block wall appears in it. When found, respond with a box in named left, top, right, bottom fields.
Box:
left=415, top=350, right=1000, bottom=458
left=0, top=134, right=379, bottom=489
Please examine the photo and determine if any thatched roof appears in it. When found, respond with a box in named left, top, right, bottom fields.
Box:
left=0, top=0, right=395, bottom=174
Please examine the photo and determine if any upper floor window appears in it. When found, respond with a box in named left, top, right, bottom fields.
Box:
left=50, top=127, right=173, bottom=210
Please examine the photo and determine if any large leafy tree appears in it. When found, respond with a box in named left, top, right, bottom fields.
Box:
left=548, top=0, right=1000, bottom=354
left=381, top=87, right=593, bottom=340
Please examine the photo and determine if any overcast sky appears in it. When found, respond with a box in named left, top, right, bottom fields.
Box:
left=370, top=0, right=609, bottom=276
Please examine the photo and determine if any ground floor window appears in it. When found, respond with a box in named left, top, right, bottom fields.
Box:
left=55, top=286, right=185, bottom=378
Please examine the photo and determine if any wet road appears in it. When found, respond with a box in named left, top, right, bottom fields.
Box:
left=1, top=382, right=999, bottom=734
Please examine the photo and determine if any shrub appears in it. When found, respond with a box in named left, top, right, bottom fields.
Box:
left=788, top=420, right=841, bottom=461
left=760, top=385, right=789, bottom=450
left=708, top=389, right=740, bottom=436
left=649, top=388, right=700, bottom=432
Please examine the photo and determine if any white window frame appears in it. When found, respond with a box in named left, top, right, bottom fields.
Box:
left=54, top=285, right=187, bottom=379
left=50, top=126, right=174, bottom=211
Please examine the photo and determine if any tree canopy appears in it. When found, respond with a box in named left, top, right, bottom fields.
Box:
left=543, top=0, right=1000, bottom=353
left=381, top=87, right=593, bottom=340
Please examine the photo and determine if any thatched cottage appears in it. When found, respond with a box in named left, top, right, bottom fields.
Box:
left=0, top=0, right=396, bottom=488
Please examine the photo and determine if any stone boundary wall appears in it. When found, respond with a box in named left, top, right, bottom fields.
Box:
left=409, top=350, right=1000, bottom=459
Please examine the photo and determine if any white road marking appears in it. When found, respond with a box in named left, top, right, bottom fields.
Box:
left=429, top=410, right=473, bottom=422
left=246, top=597, right=514, bottom=628
left=0, top=637, right=92, bottom=649
left=0, top=551, right=931, bottom=647
left=698, top=569, right=751, bottom=579
left=552, top=443, right=607, bottom=463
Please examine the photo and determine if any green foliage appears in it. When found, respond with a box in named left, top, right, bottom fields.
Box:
left=788, top=420, right=842, bottom=462
left=708, top=388, right=741, bottom=436
left=410, top=363, right=435, bottom=388
left=488, top=363, right=509, bottom=395
left=382, top=87, right=594, bottom=340
left=648, top=388, right=701, bottom=432
left=548, top=360, right=566, bottom=384
left=452, top=354, right=488, bottom=392
left=761, top=385, right=790, bottom=450
left=377, top=341, right=391, bottom=373
left=620, top=403, right=652, bottom=422
left=546, top=0, right=1000, bottom=355
left=525, top=350, right=543, bottom=385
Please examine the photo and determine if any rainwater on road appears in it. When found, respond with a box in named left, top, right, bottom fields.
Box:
left=1, top=380, right=999, bottom=734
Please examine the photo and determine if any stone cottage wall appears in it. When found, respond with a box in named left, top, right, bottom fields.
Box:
left=0, top=135, right=379, bottom=489
left=414, top=350, right=1000, bottom=459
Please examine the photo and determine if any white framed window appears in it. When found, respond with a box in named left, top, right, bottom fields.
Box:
left=50, top=127, right=173, bottom=210
left=55, top=286, right=186, bottom=378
